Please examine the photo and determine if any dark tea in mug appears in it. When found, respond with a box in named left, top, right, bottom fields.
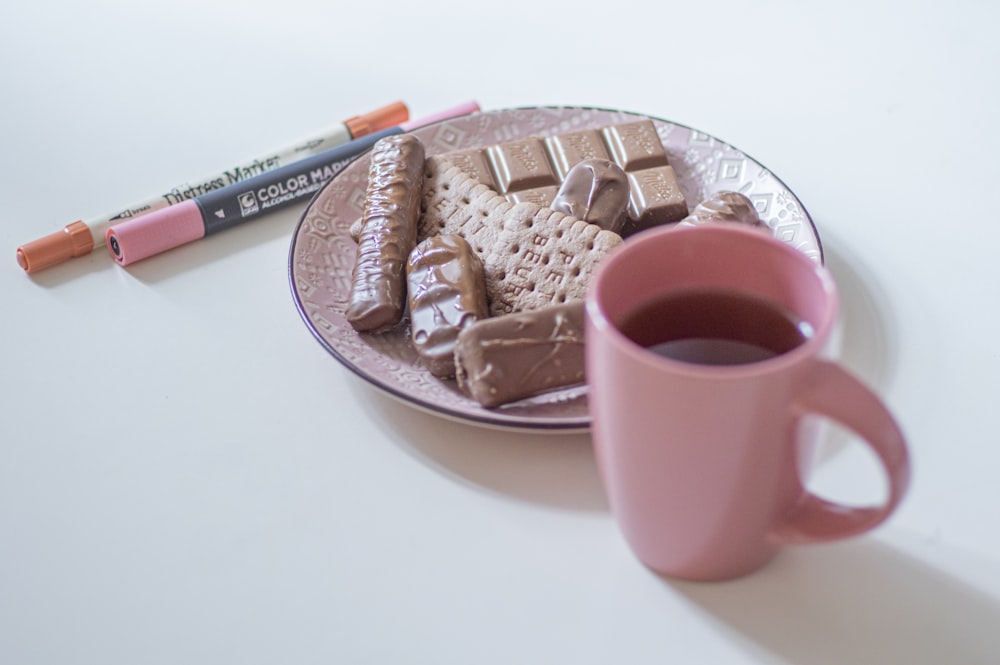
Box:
left=617, top=288, right=813, bottom=366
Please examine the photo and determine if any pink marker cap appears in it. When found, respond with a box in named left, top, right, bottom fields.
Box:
left=106, top=200, right=205, bottom=266
left=401, top=101, right=480, bottom=131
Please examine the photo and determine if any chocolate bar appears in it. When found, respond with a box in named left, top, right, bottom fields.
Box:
left=431, top=119, right=688, bottom=235
left=682, top=191, right=765, bottom=228
left=347, top=134, right=425, bottom=333
left=454, top=300, right=586, bottom=407
left=550, top=158, right=630, bottom=233
left=406, top=234, right=488, bottom=378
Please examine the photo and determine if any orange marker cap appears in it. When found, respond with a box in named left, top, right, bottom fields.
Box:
left=16, top=220, right=95, bottom=273
left=344, top=101, right=409, bottom=138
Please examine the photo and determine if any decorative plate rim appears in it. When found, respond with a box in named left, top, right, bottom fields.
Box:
left=288, top=105, right=820, bottom=432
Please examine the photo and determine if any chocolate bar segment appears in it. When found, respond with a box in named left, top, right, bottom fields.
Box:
left=406, top=234, right=488, bottom=378
left=545, top=129, right=611, bottom=179
left=506, top=186, right=560, bottom=207
left=600, top=120, right=668, bottom=171
left=454, top=300, right=586, bottom=408
left=627, top=165, right=688, bottom=234
left=443, top=147, right=496, bottom=187
left=428, top=118, right=688, bottom=234
left=487, top=138, right=557, bottom=193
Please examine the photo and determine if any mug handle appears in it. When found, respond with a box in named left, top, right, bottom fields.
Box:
left=770, top=360, right=911, bottom=544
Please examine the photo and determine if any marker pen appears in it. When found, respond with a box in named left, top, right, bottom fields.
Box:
left=16, top=101, right=410, bottom=273
left=106, top=101, right=481, bottom=267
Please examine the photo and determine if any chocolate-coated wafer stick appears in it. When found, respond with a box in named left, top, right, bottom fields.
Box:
left=347, top=134, right=425, bottom=333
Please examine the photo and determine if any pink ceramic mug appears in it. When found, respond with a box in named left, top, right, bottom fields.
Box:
left=585, top=224, right=910, bottom=581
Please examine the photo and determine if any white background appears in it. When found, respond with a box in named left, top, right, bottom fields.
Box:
left=2, top=1, right=999, bottom=663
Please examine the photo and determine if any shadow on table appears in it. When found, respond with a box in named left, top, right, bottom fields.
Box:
left=815, top=226, right=901, bottom=464
left=668, top=538, right=1000, bottom=665
left=358, top=385, right=608, bottom=513
left=821, top=226, right=899, bottom=390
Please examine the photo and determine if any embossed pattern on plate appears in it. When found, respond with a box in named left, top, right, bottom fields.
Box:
left=288, top=106, right=820, bottom=431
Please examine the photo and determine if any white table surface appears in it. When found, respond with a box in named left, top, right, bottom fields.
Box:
left=3, top=1, right=999, bottom=663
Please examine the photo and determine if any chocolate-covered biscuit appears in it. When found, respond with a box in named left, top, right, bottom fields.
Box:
left=420, top=162, right=622, bottom=316
left=406, top=234, right=488, bottom=378
left=550, top=158, right=629, bottom=233
left=347, top=134, right=425, bottom=333
left=454, top=300, right=586, bottom=408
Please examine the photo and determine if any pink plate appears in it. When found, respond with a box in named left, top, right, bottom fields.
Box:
left=288, top=106, right=821, bottom=431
